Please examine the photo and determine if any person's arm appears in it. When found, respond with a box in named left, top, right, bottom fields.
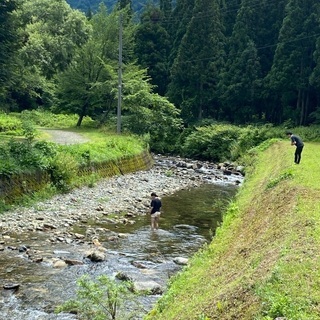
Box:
left=149, top=200, right=154, bottom=214
left=291, top=137, right=296, bottom=145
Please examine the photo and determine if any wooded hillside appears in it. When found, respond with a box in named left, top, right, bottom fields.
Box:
left=1, top=0, right=320, bottom=128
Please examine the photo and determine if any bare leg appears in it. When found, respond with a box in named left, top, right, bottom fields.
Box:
left=154, top=216, right=159, bottom=230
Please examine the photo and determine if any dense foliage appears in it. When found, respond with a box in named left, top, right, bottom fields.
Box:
left=0, top=112, right=145, bottom=192
left=55, top=274, right=142, bottom=319
left=1, top=0, right=320, bottom=153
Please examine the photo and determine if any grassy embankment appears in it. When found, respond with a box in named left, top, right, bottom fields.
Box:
left=146, top=140, right=320, bottom=320
left=0, top=113, right=148, bottom=211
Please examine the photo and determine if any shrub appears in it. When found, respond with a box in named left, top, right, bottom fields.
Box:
left=180, top=123, right=289, bottom=162
left=181, top=124, right=241, bottom=161
left=19, top=109, right=95, bottom=128
left=230, top=124, right=280, bottom=160
left=0, top=113, right=23, bottom=134
left=49, top=152, right=78, bottom=192
left=55, top=274, right=141, bottom=320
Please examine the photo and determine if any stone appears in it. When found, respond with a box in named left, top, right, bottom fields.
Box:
left=53, top=260, right=68, bottom=268
left=64, top=258, right=84, bottom=266
left=86, top=249, right=106, bottom=262
left=132, top=281, right=163, bottom=295
left=3, top=283, right=20, bottom=290
left=173, top=257, right=189, bottom=265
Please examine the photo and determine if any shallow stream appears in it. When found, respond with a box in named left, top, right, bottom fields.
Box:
left=0, top=183, right=238, bottom=320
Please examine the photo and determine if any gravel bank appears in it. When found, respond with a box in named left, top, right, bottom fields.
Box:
left=0, top=155, right=243, bottom=240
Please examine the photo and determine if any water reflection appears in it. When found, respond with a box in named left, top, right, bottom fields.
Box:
left=160, top=183, right=236, bottom=240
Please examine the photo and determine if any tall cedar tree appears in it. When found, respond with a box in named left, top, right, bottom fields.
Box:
left=168, top=0, right=225, bottom=123
left=118, top=0, right=132, bottom=10
left=309, top=37, right=320, bottom=123
left=266, top=0, right=320, bottom=125
left=0, top=0, right=20, bottom=106
left=167, top=0, right=195, bottom=69
left=134, top=4, right=171, bottom=95
left=218, top=0, right=261, bottom=123
left=219, top=0, right=241, bottom=37
left=218, top=0, right=287, bottom=123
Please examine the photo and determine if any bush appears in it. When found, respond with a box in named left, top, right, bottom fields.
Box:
left=229, top=124, right=280, bottom=160
left=56, top=275, right=141, bottom=320
left=19, top=109, right=95, bottom=128
left=180, top=123, right=288, bottom=162
left=181, top=124, right=241, bottom=161
left=49, top=152, right=78, bottom=192
left=0, top=113, right=23, bottom=134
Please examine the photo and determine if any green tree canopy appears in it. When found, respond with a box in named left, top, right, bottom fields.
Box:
left=265, top=0, right=320, bottom=125
left=168, top=0, right=225, bottom=123
left=7, top=0, right=91, bottom=111
left=134, top=4, right=171, bottom=95
left=0, top=0, right=20, bottom=108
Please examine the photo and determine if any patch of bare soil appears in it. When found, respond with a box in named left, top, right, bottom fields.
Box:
left=40, top=129, right=90, bottom=145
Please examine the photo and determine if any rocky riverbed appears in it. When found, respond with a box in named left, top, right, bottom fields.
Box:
left=0, top=154, right=244, bottom=319
left=0, top=155, right=243, bottom=242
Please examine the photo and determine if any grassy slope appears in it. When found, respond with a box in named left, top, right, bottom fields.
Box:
left=145, top=141, right=320, bottom=320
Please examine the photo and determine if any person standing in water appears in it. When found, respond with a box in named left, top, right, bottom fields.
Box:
left=149, top=192, right=162, bottom=231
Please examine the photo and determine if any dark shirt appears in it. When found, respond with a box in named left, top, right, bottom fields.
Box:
left=150, top=198, right=161, bottom=214
left=291, top=135, right=304, bottom=147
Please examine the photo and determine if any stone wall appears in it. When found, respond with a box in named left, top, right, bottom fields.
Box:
left=0, top=150, right=154, bottom=205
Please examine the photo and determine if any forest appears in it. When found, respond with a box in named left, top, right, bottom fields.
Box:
left=65, top=0, right=155, bottom=14
left=1, top=0, right=320, bottom=136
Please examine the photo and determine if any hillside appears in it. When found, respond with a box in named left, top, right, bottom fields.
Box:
left=145, top=141, right=320, bottom=319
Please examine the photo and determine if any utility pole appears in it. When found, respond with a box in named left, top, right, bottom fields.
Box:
left=117, top=13, right=123, bottom=134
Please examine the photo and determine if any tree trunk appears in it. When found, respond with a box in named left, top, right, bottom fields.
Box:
left=198, top=79, right=203, bottom=120
left=76, top=114, right=84, bottom=127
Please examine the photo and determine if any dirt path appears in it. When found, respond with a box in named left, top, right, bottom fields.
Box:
left=40, top=128, right=90, bottom=144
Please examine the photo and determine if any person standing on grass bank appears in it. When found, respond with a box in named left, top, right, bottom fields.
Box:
left=286, top=131, right=304, bottom=164
left=149, top=192, right=162, bottom=231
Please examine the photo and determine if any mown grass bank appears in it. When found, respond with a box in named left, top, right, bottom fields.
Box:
left=145, top=140, right=320, bottom=320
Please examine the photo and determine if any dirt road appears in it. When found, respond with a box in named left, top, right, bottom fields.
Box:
left=40, top=128, right=90, bottom=144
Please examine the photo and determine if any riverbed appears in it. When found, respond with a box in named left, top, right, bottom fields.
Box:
left=0, top=155, right=243, bottom=319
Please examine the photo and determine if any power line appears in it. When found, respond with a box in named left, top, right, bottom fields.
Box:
left=138, top=0, right=281, bottom=24
left=178, top=32, right=320, bottom=65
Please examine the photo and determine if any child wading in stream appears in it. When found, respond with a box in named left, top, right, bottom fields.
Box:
left=149, top=192, right=162, bottom=231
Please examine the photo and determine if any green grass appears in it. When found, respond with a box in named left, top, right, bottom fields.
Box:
left=54, top=130, right=146, bottom=163
left=0, top=112, right=148, bottom=211
left=145, top=140, right=320, bottom=320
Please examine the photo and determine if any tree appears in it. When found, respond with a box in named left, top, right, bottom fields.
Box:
left=265, top=0, right=320, bottom=125
left=18, top=0, right=91, bottom=79
left=167, top=0, right=195, bottom=69
left=219, top=0, right=241, bottom=37
left=218, top=0, right=262, bottom=123
left=0, top=0, right=20, bottom=108
left=7, top=0, right=91, bottom=111
left=54, top=4, right=123, bottom=126
left=309, top=36, right=320, bottom=123
left=167, top=0, right=225, bottom=124
left=134, top=4, right=171, bottom=95
left=121, top=64, right=183, bottom=153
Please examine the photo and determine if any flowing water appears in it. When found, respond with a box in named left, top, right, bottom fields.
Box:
left=0, top=183, right=238, bottom=320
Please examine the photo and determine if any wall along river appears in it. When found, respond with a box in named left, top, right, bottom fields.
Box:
left=0, top=181, right=240, bottom=319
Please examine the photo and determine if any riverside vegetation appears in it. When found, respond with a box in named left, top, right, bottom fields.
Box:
left=146, top=140, right=320, bottom=319
left=0, top=111, right=147, bottom=210
left=1, top=110, right=320, bottom=319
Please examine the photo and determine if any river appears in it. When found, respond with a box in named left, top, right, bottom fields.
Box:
left=0, top=157, right=242, bottom=319
left=0, top=156, right=243, bottom=320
